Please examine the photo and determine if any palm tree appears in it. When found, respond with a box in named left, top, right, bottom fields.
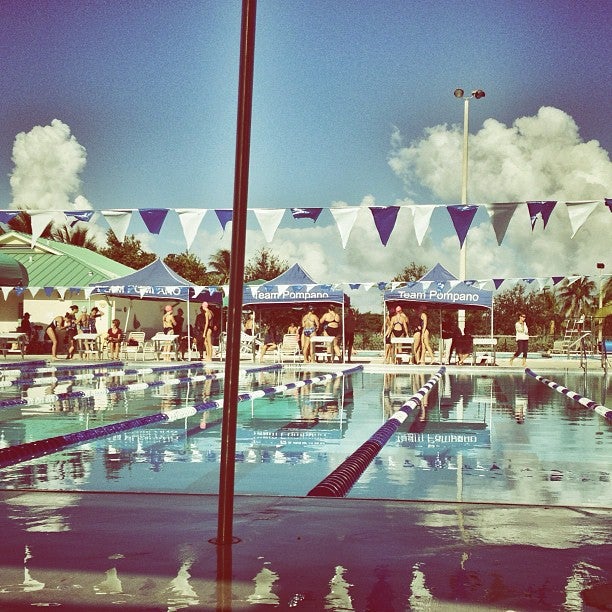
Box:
left=51, top=224, right=99, bottom=251
left=557, top=277, right=597, bottom=318
left=207, top=249, right=231, bottom=284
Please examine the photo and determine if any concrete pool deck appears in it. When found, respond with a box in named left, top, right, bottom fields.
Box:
left=0, top=354, right=609, bottom=609
left=0, top=492, right=610, bottom=610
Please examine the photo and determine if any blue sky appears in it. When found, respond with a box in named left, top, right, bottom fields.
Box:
left=0, top=0, right=610, bottom=309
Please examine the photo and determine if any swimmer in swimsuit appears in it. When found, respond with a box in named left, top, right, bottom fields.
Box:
left=320, top=305, right=342, bottom=362
left=389, top=306, right=409, bottom=363
left=301, top=305, right=320, bottom=363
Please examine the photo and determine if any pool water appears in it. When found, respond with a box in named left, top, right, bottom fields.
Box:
left=0, top=364, right=610, bottom=508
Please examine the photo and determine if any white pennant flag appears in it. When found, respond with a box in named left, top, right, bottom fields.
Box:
left=330, top=207, right=360, bottom=248
left=176, top=209, right=207, bottom=250
left=484, top=202, right=521, bottom=246
left=56, top=287, right=69, bottom=299
left=1, top=287, right=12, bottom=300
left=82, top=287, right=95, bottom=299
left=409, top=205, right=436, bottom=246
left=28, top=287, right=42, bottom=298
left=253, top=209, right=285, bottom=243
left=30, top=211, right=60, bottom=247
left=565, top=200, right=599, bottom=238
left=101, top=210, right=133, bottom=243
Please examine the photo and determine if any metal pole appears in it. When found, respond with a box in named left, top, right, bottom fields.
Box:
left=216, top=0, right=257, bottom=546
left=458, top=96, right=469, bottom=332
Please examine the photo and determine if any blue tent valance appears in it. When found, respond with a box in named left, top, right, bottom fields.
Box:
left=384, top=263, right=493, bottom=310
left=243, top=263, right=349, bottom=307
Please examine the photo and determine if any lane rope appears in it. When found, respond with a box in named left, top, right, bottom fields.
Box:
left=525, top=368, right=612, bottom=422
left=308, top=366, right=446, bottom=497
left=0, top=365, right=363, bottom=468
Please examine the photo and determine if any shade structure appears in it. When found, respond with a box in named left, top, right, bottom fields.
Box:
left=89, top=258, right=222, bottom=305
left=0, top=253, right=29, bottom=286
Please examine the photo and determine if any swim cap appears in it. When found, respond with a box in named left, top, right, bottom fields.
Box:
left=165, top=305, right=173, bottom=312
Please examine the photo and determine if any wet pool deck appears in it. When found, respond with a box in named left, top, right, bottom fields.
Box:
left=0, top=354, right=610, bottom=610
left=0, top=492, right=610, bottom=610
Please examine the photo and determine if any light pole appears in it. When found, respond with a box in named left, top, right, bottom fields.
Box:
left=597, top=262, right=605, bottom=344
left=453, top=88, right=485, bottom=331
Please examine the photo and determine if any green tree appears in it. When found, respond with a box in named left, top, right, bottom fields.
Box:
left=392, top=262, right=427, bottom=283
left=207, top=249, right=231, bottom=284
left=557, top=277, right=596, bottom=319
left=99, top=230, right=156, bottom=269
left=164, top=251, right=208, bottom=285
left=50, top=224, right=100, bottom=251
left=493, top=285, right=530, bottom=334
left=244, top=247, right=288, bottom=282
left=164, top=252, right=208, bottom=284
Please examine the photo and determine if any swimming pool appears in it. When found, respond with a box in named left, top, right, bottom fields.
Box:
left=0, top=362, right=610, bottom=508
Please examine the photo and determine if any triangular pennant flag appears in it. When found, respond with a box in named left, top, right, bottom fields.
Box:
left=13, top=286, right=26, bottom=296
left=363, top=283, right=375, bottom=291
left=421, top=281, right=433, bottom=291
left=447, top=205, right=478, bottom=248
left=290, top=208, right=322, bottom=222
left=56, top=287, right=69, bottom=299
left=27, top=287, right=41, bottom=298
left=493, top=279, right=504, bottom=289
left=565, top=200, right=599, bottom=238
left=1, top=287, right=12, bottom=299
left=0, top=210, right=20, bottom=224
left=369, top=206, right=399, bottom=246
left=139, top=208, right=169, bottom=234
left=484, top=202, right=520, bottom=245
left=30, top=210, right=59, bottom=247
left=44, top=287, right=55, bottom=297
left=82, top=287, right=95, bottom=299
left=409, top=205, right=436, bottom=246
left=330, top=207, right=360, bottom=249
left=176, top=209, right=207, bottom=250
left=535, top=278, right=547, bottom=290
left=527, top=201, right=556, bottom=230
left=349, top=283, right=361, bottom=290
left=449, top=280, right=461, bottom=289
left=65, top=210, right=95, bottom=227
left=522, top=278, right=535, bottom=284
left=253, top=208, right=285, bottom=243
left=551, top=276, right=564, bottom=285
left=101, top=210, right=133, bottom=242
left=215, top=210, right=233, bottom=232
left=605, top=198, right=612, bottom=212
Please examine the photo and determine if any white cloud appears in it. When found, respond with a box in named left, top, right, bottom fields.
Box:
left=10, top=119, right=92, bottom=211
left=388, top=106, right=612, bottom=202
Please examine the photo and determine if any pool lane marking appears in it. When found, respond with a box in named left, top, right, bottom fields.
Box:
left=308, top=366, right=446, bottom=498
left=0, top=360, right=47, bottom=370
left=0, top=361, right=280, bottom=386
left=0, top=360, right=278, bottom=392
left=0, top=370, right=226, bottom=410
left=525, top=368, right=612, bottom=422
left=0, top=365, right=363, bottom=468
left=0, top=360, right=210, bottom=382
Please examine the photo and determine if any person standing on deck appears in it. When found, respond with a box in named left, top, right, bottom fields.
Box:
left=510, top=313, right=529, bottom=366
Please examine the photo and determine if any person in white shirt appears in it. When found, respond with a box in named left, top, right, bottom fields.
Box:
left=510, top=313, right=529, bottom=366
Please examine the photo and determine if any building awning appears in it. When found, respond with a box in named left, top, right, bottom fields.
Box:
left=0, top=253, right=29, bottom=286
